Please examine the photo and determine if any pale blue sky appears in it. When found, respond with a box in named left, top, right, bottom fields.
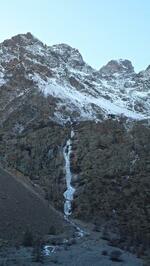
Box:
left=0, top=0, right=150, bottom=72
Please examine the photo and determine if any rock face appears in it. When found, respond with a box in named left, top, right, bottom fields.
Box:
left=71, top=120, right=150, bottom=249
left=99, top=59, right=134, bottom=75
left=0, top=33, right=150, bottom=253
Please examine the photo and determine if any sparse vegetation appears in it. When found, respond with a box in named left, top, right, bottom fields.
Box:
left=32, top=238, right=44, bottom=263
left=101, top=250, right=108, bottom=256
left=49, top=225, right=57, bottom=235
left=22, top=229, right=33, bottom=247
left=109, top=250, right=123, bottom=262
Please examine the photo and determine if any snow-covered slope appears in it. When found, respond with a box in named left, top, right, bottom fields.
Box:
left=0, top=33, right=150, bottom=124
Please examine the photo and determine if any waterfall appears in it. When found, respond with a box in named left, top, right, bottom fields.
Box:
left=63, top=130, right=75, bottom=216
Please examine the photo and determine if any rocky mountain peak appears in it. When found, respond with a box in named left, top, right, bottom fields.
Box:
left=51, top=43, right=84, bottom=67
left=145, top=65, right=150, bottom=76
left=0, top=33, right=149, bottom=124
left=1, top=32, right=41, bottom=48
left=146, top=65, right=150, bottom=71
left=99, top=59, right=134, bottom=76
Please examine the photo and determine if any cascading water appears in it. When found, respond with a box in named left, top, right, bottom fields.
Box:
left=43, top=129, right=85, bottom=256
left=63, top=130, right=75, bottom=216
left=63, top=129, right=85, bottom=237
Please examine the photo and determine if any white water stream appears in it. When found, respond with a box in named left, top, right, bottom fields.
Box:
left=44, top=129, right=85, bottom=256
left=63, top=130, right=75, bottom=216
left=63, top=129, right=86, bottom=237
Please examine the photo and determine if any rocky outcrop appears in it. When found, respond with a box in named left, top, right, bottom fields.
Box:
left=99, top=59, right=134, bottom=75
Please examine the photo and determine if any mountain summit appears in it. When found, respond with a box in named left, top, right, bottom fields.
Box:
left=0, top=33, right=150, bottom=126
left=99, top=59, right=134, bottom=75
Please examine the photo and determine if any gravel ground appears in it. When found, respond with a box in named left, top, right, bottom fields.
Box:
left=0, top=227, right=143, bottom=266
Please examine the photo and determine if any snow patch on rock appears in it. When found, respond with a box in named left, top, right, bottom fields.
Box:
left=29, top=73, right=147, bottom=121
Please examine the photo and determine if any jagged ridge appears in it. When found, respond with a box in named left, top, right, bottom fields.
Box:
left=0, top=32, right=150, bottom=126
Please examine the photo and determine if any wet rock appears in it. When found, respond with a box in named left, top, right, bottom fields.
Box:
left=101, top=250, right=108, bottom=256
left=44, top=235, right=65, bottom=245
left=109, top=250, right=123, bottom=262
